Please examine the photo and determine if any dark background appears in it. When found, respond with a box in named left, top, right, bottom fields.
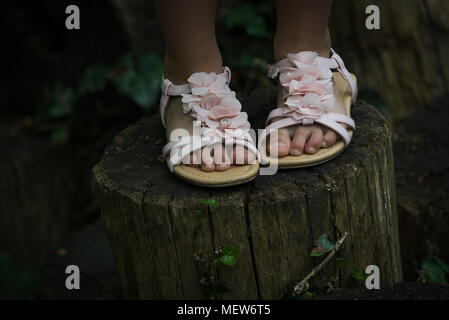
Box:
left=0, top=0, right=448, bottom=299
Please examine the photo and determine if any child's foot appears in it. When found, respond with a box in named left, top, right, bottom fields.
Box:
left=163, top=70, right=256, bottom=172
left=270, top=80, right=347, bottom=157
left=266, top=47, right=350, bottom=158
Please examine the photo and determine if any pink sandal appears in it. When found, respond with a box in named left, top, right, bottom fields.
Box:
left=160, top=67, right=260, bottom=187
left=259, top=49, right=357, bottom=168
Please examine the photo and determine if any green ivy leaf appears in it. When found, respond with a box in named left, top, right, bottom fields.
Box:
left=301, top=291, right=314, bottom=300
left=422, top=258, right=448, bottom=284
left=78, top=63, right=109, bottom=94
left=435, top=257, right=449, bottom=274
left=112, top=53, right=163, bottom=110
left=224, top=4, right=271, bottom=38
left=336, top=257, right=347, bottom=269
left=310, top=234, right=335, bottom=257
left=196, top=199, right=220, bottom=208
left=51, top=127, right=69, bottom=144
left=220, top=246, right=239, bottom=266
left=43, top=84, right=76, bottom=120
left=351, top=266, right=367, bottom=282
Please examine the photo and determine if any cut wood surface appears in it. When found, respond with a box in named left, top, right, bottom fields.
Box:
left=93, top=89, right=403, bottom=299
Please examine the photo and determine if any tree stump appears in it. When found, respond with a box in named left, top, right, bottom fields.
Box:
left=93, top=89, right=402, bottom=299
left=331, top=0, right=449, bottom=122
left=394, top=96, right=449, bottom=280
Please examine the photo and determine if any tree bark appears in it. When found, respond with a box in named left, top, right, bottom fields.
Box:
left=330, top=0, right=449, bottom=122
left=394, top=96, right=449, bottom=280
left=0, top=139, right=91, bottom=264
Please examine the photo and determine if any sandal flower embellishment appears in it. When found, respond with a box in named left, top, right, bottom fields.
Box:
left=192, top=95, right=249, bottom=130
left=278, top=51, right=335, bottom=123
left=181, top=72, right=232, bottom=113
left=205, top=97, right=250, bottom=131
left=197, top=96, right=253, bottom=141
left=284, top=93, right=334, bottom=121
left=180, top=71, right=250, bottom=133
left=286, top=51, right=333, bottom=71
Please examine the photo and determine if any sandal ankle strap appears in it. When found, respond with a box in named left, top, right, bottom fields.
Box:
left=159, top=67, right=231, bottom=128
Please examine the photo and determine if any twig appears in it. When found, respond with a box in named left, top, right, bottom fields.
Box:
left=292, top=232, right=350, bottom=296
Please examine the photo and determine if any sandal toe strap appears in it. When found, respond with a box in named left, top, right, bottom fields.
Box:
left=315, top=113, right=354, bottom=146
left=163, top=133, right=260, bottom=172
left=164, top=136, right=222, bottom=172
left=258, top=111, right=355, bottom=158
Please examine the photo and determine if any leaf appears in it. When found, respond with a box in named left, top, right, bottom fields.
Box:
left=435, top=257, right=449, bottom=274
left=224, top=4, right=271, bottom=38
left=42, top=84, right=76, bottom=120
left=351, top=266, right=367, bottom=282
left=336, top=257, right=347, bottom=269
left=219, top=245, right=239, bottom=266
left=421, top=258, right=447, bottom=284
left=51, top=127, right=69, bottom=144
left=196, top=199, right=220, bottom=208
left=301, top=291, right=314, bottom=300
left=310, top=234, right=335, bottom=257
left=112, top=53, right=163, bottom=110
left=78, top=63, right=109, bottom=94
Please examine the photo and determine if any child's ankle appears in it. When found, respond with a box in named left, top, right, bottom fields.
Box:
left=164, top=54, right=223, bottom=85
left=273, top=30, right=332, bottom=61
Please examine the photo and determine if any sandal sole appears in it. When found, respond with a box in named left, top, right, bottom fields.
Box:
left=172, top=162, right=260, bottom=188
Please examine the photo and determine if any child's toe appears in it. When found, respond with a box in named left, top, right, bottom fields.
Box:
left=270, top=128, right=291, bottom=157
left=322, top=129, right=337, bottom=148
left=305, top=127, right=323, bottom=154
left=201, top=147, right=215, bottom=172
left=290, top=126, right=309, bottom=156
left=215, top=146, right=231, bottom=171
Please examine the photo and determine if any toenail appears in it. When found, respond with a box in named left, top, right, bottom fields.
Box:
left=278, top=142, right=287, bottom=148
left=322, top=141, right=328, bottom=148
left=308, top=147, right=316, bottom=154
left=291, top=148, right=301, bottom=156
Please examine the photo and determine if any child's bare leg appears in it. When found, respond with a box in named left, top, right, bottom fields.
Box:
left=155, top=0, right=222, bottom=84
left=155, top=0, right=253, bottom=171
left=271, top=0, right=346, bottom=157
